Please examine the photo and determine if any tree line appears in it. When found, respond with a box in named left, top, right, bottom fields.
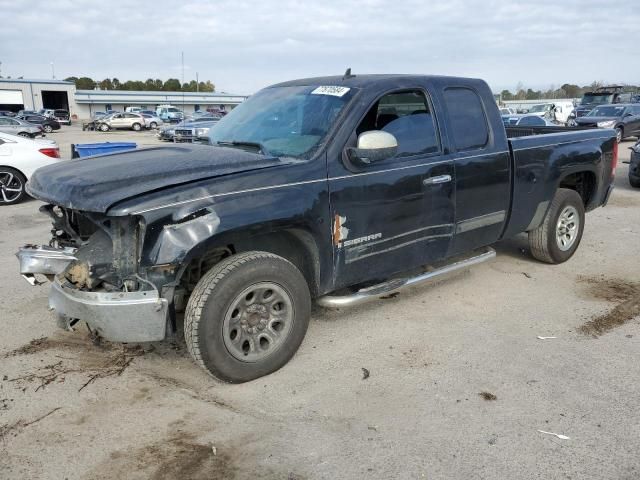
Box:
left=500, top=81, right=640, bottom=101
left=64, top=76, right=215, bottom=93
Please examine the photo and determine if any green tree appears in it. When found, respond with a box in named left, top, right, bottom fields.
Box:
left=500, top=89, right=513, bottom=101
left=144, top=78, right=158, bottom=91
left=112, top=78, right=121, bottom=89
left=163, top=78, right=181, bottom=91
left=75, top=77, right=96, bottom=90
left=200, top=80, right=215, bottom=92
left=561, top=83, right=581, bottom=98
left=99, top=78, right=113, bottom=90
left=64, top=76, right=78, bottom=84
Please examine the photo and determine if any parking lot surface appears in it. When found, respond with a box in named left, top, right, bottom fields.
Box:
left=1, top=130, right=639, bottom=479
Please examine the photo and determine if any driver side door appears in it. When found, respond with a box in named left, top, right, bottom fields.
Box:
left=328, top=88, right=455, bottom=289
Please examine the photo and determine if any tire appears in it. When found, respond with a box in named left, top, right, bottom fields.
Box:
left=528, top=188, right=585, bottom=264
left=149, top=122, right=157, bottom=129
left=18, top=132, right=30, bottom=138
left=99, top=123, right=109, bottom=132
left=629, top=174, right=640, bottom=188
left=615, top=127, right=623, bottom=143
left=0, top=167, right=27, bottom=205
left=132, top=123, right=142, bottom=131
left=43, top=124, right=53, bottom=133
left=184, top=251, right=311, bottom=383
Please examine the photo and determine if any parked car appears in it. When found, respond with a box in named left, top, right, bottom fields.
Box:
left=499, top=107, right=516, bottom=115
left=125, top=107, right=143, bottom=113
left=37, top=109, right=56, bottom=118
left=173, top=119, right=220, bottom=142
left=18, top=114, right=61, bottom=133
left=95, top=112, right=146, bottom=132
left=0, top=117, right=44, bottom=138
left=0, top=132, right=62, bottom=205
left=628, top=140, right=640, bottom=188
left=156, top=105, right=184, bottom=123
left=17, top=110, right=37, bottom=116
left=53, top=109, right=71, bottom=125
left=139, top=110, right=156, bottom=116
left=0, top=110, right=16, bottom=117
left=502, top=114, right=557, bottom=127
left=19, top=74, right=616, bottom=383
left=157, top=123, right=178, bottom=141
left=575, top=104, right=640, bottom=143
left=141, top=114, right=163, bottom=129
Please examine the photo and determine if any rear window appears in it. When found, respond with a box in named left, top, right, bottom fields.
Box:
left=443, top=88, right=489, bottom=151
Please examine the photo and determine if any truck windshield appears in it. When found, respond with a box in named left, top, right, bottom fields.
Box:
left=588, top=106, right=625, bottom=117
left=581, top=94, right=613, bottom=105
left=209, top=85, right=357, bottom=159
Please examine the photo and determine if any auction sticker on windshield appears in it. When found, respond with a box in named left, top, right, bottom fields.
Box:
left=311, top=86, right=351, bottom=97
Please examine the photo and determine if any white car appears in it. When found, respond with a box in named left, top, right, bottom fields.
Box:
left=0, top=132, right=64, bottom=205
left=141, top=114, right=164, bottom=129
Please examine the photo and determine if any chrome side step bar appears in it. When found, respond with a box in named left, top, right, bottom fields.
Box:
left=317, top=247, right=496, bottom=308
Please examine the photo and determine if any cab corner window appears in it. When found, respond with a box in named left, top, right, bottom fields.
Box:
left=443, top=87, right=489, bottom=151
left=356, top=90, right=439, bottom=158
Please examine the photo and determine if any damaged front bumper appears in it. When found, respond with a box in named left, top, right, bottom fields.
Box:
left=49, top=278, right=168, bottom=342
left=17, top=244, right=168, bottom=342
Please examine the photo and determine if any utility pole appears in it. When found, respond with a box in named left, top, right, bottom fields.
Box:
left=50, top=62, right=55, bottom=79
left=196, top=72, right=199, bottom=92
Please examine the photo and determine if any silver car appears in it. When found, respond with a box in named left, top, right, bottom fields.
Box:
left=96, top=112, right=146, bottom=132
left=141, top=114, right=163, bottom=129
left=0, top=117, right=43, bottom=138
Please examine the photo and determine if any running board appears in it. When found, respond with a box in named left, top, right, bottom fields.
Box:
left=317, top=247, right=496, bottom=308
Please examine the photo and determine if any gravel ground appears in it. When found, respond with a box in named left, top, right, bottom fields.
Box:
left=0, top=132, right=639, bottom=480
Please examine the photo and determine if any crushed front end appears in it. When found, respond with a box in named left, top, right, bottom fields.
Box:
left=17, top=205, right=169, bottom=342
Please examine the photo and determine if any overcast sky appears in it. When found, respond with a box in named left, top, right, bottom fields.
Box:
left=1, top=0, right=638, bottom=94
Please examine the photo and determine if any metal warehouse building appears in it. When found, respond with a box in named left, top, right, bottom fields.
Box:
left=0, top=78, right=247, bottom=119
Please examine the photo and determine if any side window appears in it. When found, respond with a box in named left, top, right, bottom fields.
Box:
left=443, top=87, right=489, bottom=151
left=356, top=89, right=439, bottom=157
left=0, top=118, right=8, bottom=126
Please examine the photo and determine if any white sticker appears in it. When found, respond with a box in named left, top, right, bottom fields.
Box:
left=311, top=86, right=351, bottom=97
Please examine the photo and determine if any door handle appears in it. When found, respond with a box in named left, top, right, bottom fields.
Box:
left=423, top=174, right=452, bottom=186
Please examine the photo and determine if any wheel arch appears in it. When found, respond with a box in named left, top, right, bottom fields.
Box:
left=557, top=169, right=597, bottom=210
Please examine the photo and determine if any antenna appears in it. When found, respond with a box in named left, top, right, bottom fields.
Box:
left=343, top=67, right=355, bottom=80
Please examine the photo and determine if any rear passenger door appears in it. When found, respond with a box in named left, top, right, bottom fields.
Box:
left=328, top=88, right=455, bottom=288
left=441, top=86, right=511, bottom=255
left=627, top=106, right=640, bottom=135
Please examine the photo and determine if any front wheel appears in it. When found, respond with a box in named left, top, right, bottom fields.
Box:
left=528, top=188, right=585, bottom=264
left=615, top=127, right=623, bottom=143
left=43, top=124, right=53, bottom=133
left=629, top=174, right=640, bottom=188
left=149, top=121, right=157, bottom=129
left=184, top=251, right=311, bottom=383
left=99, top=123, right=109, bottom=132
left=0, top=167, right=27, bottom=205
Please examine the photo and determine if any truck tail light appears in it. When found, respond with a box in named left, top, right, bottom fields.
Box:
left=611, top=140, right=618, bottom=179
left=39, top=148, right=60, bottom=158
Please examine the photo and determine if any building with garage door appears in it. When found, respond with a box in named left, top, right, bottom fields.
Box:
left=0, top=78, right=247, bottom=120
left=0, top=78, right=76, bottom=115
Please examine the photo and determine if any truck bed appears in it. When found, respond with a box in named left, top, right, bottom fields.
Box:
left=503, top=126, right=616, bottom=239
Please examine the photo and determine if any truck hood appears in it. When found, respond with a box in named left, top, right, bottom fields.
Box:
left=27, top=144, right=283, bottom=213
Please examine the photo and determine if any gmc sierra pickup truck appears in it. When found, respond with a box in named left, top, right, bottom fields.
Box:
left=17, top=74, right=617, bottom=383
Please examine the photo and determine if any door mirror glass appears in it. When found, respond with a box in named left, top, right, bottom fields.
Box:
left=348, top=130, right=398, bottom=164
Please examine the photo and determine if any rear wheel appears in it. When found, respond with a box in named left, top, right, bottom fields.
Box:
left=528, top=188, right=585, bottom=264
left=629, top=174, right=640, bottom=188
left=184, top=251, right=311, bottom=383
left=0, top=167, right=27, bottom=205
left=43, top=124, right=53, bottom=133
left=132, top=123, right=142, bottom=131
left=149, top=121, right=157, bottom=129
left=18, top=132, right=30, bottom=138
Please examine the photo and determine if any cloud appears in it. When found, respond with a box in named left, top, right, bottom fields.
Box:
left=0, top=0, right=638, bottom=93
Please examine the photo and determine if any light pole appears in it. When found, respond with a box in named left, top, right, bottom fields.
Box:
left=50, top=62, right=55, bottom=79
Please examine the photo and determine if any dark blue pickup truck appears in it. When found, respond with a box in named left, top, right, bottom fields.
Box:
left=18, top=74, right=617, bottom=382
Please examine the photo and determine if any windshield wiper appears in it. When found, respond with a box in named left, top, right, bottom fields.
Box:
left=217, top=140, right=271, bottom=156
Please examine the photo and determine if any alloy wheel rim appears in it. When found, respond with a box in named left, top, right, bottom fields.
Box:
left=556, top=205, right=579, bottom=251
left=0, top=171, right=23, bottom=203
left=222, top=282, right=294, bottom=362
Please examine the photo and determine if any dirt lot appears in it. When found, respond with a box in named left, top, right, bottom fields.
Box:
left=1, top=128, right=639, bottom=479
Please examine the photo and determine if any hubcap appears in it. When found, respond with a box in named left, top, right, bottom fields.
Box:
left=0, top=171, right=23, bottom=203
left=222, top=282, right=294, bottom=362
left=556, top=205, right=579, bottom=251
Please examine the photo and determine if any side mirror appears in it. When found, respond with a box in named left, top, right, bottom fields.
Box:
left=624, top=112, right=633, bottom=118
left=347, top=131, right=398, bottom=164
